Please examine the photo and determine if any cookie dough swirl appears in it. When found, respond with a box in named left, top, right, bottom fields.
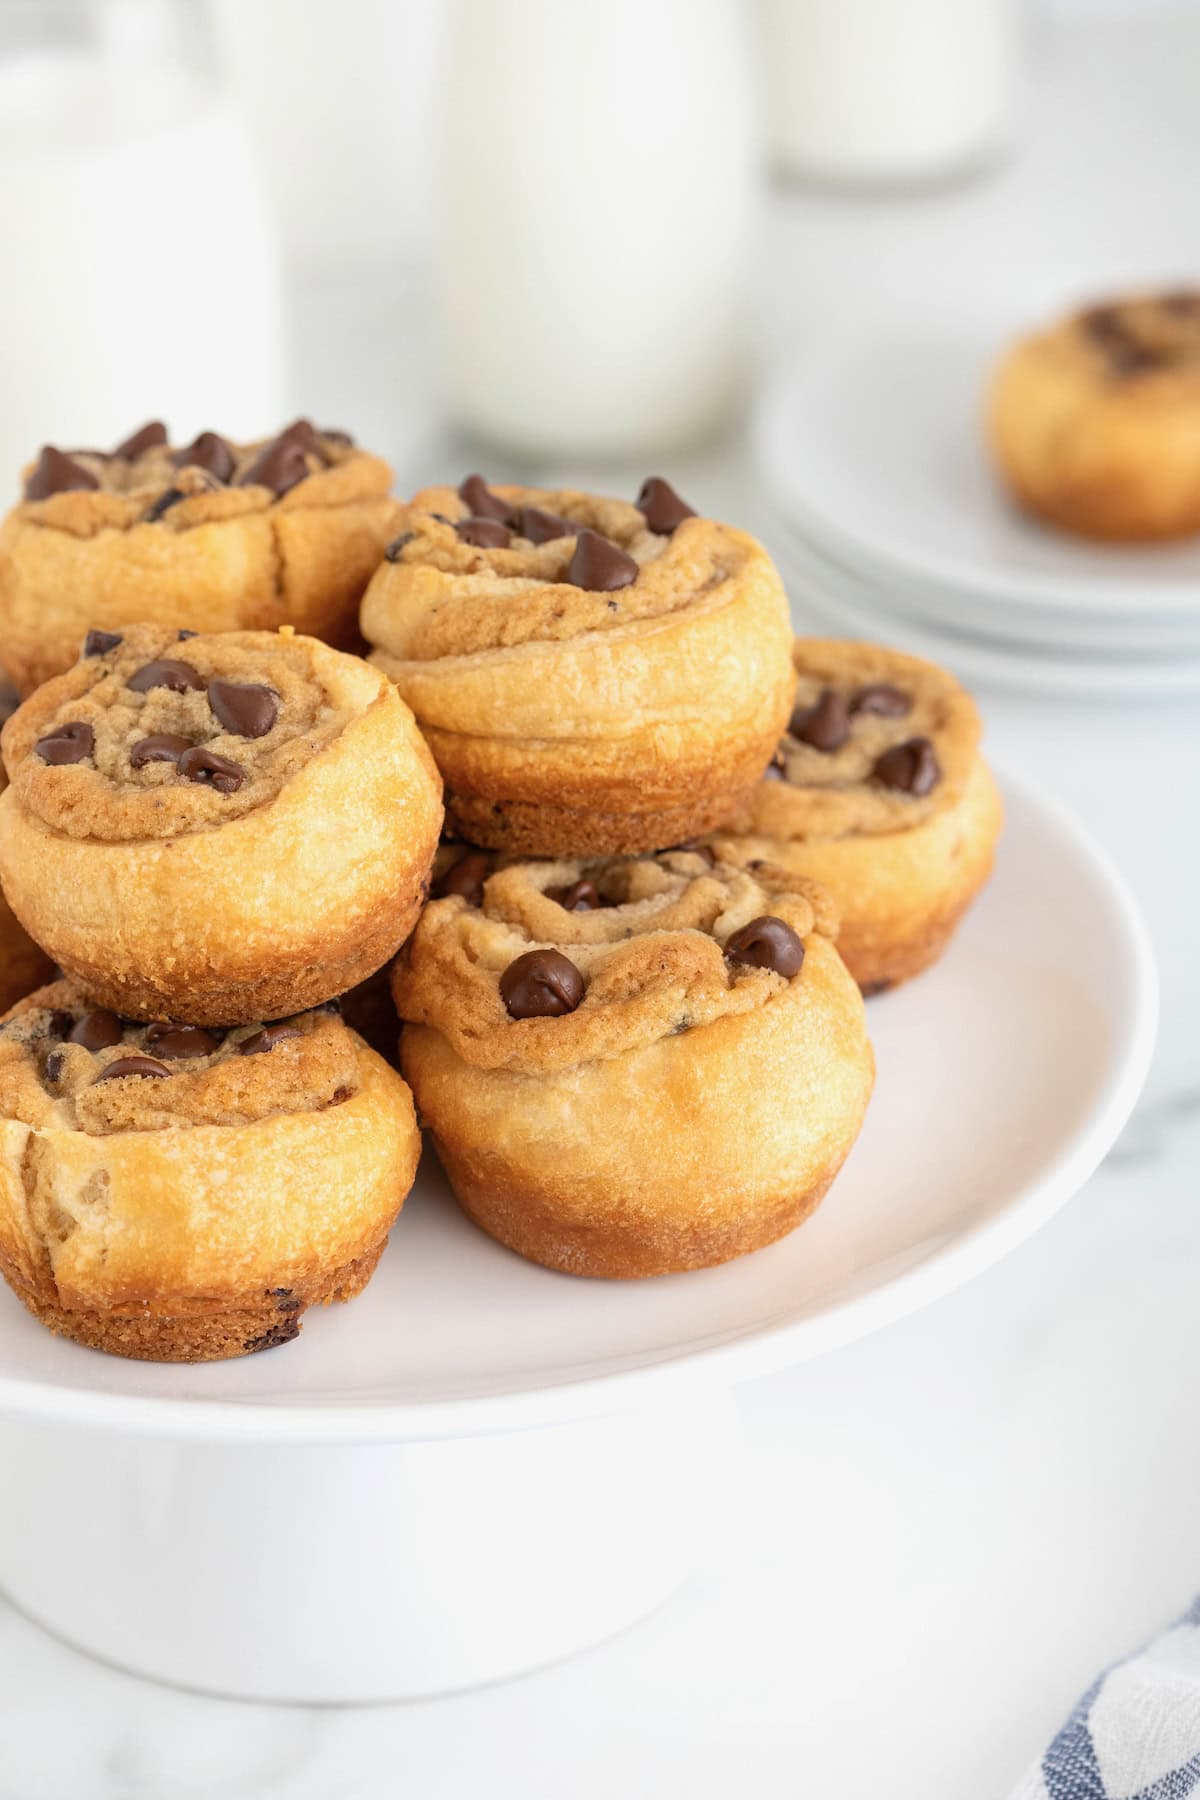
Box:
left=361, top=476, right=795, bottom=854
left=395, top=850, right=873, bottom=1277
left=712, top=639, right=1002, bottom=992
left=989, top=289, right=1200, bottom=540
left=0, top=418, right=398, bottom=692
left=0, top=625, right=442, bottom=1023
left=0, top=981, right=421, bottom=1362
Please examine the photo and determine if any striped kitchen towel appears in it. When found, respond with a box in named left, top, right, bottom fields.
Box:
left=1011, top=1598, right=1200, bottom=1799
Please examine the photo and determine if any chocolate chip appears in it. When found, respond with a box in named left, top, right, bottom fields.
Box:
left=861, top=979, right=893, bottom=998
left=435, top=850, right=490, bottom=906
left=237, top=434, right=310, bottom=497
left=144, top=1023, right=219, bottom=1059
left=69, top=1010, right=123, bottom=1051
left=94, top=1055, right=171, bottom=1083
left=321, top=428, right=355, bottom=448
left=127, top=658, right=204, bottom=694
left=276, top=418, right=324, bottom=456
left=789, top=689, right=850, bottom=752
left=547, top=879, right=605, bottom=912
left=850, top=684, right=910, bottom=718
left=113, top=421, right=167, bottom=459
left=1161, top=291, right=1200, bottom=317
left=521, top=507, right=580, bottom=544
left=81, top=628, right=122, bottom=658
left=130, top=732, right=193, bottom=769
left=874, top=737, right=940, bottom=795
left=46, top=1011, right=73, bottom=1040
left=177, top=630, right=197, bottom=640
left=725, top=915, right=805, bottom=979
left=144, top=487, right=185, bottom=522
left=207, top=678, right=278, bottom=739
left=173, top=430, right=235, bottom=482
left=456, top=516, right=511, bottom=549
left=636, top=476, right=697, bottom=534
left=384, top=532, right=415, bottom=562
left=178, top=746, right=245, bottom=794
left=244, top=1317, right=301, bottom=1353
left=34, top=721, right=94, bottom=765
left=566, top=529, right=638, bottom=592
left=44, top=1049, right=64, bottom=1084
left=1081, top=304, right=1127, bottom=350
left=458, top=474, right=515, bottom=524
left=24, top=446, right=99, bottom=501
left=500, top=949, right=585, bottom=1019
left=238, top=1022, right=302, bottom=1056
left=1110, top=342, right=1163, bottom=378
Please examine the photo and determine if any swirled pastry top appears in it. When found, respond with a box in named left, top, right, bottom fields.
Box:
left=734, top=640, right=983, bottom=843
left=1017, top=291, right=1200, bottom=387
left=394, top=850, right=836, bottom=1075
left=362, top=478, right=775, bottom=661
left=16, top=419, right=390, bottom=539
left=0, top=981, right=359, bottom=1137
left=1, top=624, right=392, bottom=841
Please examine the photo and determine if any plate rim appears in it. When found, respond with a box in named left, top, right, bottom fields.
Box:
left=0, top=773, right=1158, bottom=1446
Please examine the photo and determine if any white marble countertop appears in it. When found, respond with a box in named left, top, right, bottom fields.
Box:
left=4, top=13, right=1199, bottom=1799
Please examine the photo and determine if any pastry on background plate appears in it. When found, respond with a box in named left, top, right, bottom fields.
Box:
left=0, top=981, right=420, bottom=1362
left=0, top=626, right=442, bottom=1024
left=710, top=639, right=1001, bottom=994
left=989, top=290, right=1200, bottom=540
left=0, top=418, right=397, bottom=693
left=394, top=849, right=873, bottom=1278
left=361, top=475, right=795, bottom=854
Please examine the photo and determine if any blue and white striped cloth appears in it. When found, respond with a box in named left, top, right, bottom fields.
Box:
left=1011, top=1598, right=1200, bottom=1799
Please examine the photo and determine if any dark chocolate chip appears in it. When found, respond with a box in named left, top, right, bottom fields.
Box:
left=177, top=630, right=197, bottom=640
left=207, top=678, right=278, bottom=739
left=34, top=721, right=94, bottom=765
left=238, top=1021, right=302, bottom=1056
left=69, top=1010, right=123, bottom=1051
left=500, top=949, right=585, bottom=1019
left=456, top=515, right=511, bottom=549
left=113, top=421, right=167, bottom=459
left=24, top=446, right=99, bottom=501
left=178, top=746, right=245, bottom=794
left=521, top=507, right=581, bottom=544
left=130, top=733, right=193, bottom=770
left=458, top=474, right=515, bottom=524
left=850, top=684, right=910, bottom=718
left=237, top=434, right=311, bottom=497
left=384, top=532, right=415, bottom=562
left=636, top=476, right=696, bottom=534
left=566, top=529, right=638, bottom=592
left=1110, top=342, right=1164, bottom=378
left=244, top=1317, right=301, bottom=1353
left=44, top=1049, right=64, bottom=1084
left=144, top=1023, right=219, bottom=1059
left=874, top=737, right=940, bottom=796
left=789, top=689, right=850, bottom=752
left=435, top=850, right=490, bottom=906
left=144, top=487, right=185, bottom=522
left=94, top=1055, right=170, bottom=1083
left=127, top=658, right=204, bottom=694
left=321, top=428, right=354, bottom=448
left=81, top=628, right=123, bottom=658
left=547, top=879, right=605, bottom=912
left=46, top=1010, right=74, bottom=1040
left=725, top=915, right=805, bottom=979
left=276, top=418, right=324, bottom=455
left=173, top=430, right=235, bottom=482
left=272, top=1286, right=303, bottom=1311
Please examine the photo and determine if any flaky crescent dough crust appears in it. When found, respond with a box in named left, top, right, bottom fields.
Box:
left=395, top=852, right=873, bottom=1277
left=0, top=627, right=443, bottom=1024
left=0, top=983, right=421, bottom=1362
left=711, top=639, right=1002, bottom=992
left=361, top=483, right=794, bottom=854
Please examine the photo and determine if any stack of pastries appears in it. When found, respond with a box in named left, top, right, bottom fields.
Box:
left=0, top=440, right=1001, bottom=1361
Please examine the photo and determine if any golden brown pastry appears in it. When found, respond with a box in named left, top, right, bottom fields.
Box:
left=361, top=475, right=795, bottom=854
left=0, top=418, right=398, bottom=693
left=394, top=849, right=873, bottom=1278
left=0, top=980, right=419, bottom=1361
left=989, top=291, right=1200, bottom=540
left=710, top=640, right=1002, bottom=994
left=0, top=625, right=442, bottom=1024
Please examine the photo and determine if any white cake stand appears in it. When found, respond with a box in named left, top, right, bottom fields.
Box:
left=0, top=777, right=1156, bottom=1701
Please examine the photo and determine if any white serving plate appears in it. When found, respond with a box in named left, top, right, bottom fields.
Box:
left=754, top=314, right=1200, bottom=622
left=0, top=774, right=1156, bottom=1448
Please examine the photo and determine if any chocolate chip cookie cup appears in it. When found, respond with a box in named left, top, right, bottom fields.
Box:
left=0, top=982, right=420, bottom=1362
left=0, top=626, right=443, bottom=1024
left=989, top=291, right=1200, bottom=541
left=0, top=683, right=52, bottom=1012
left=710, top=640, right=1003, bottom=994
left=393, top=851, right=873, bottom=1278
left=360, top=476, right=795, bottom=855
left=0, top=419, right=398, bottom=694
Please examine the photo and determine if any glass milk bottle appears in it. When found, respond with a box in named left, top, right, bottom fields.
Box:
left=435, top=0, right=758, bottom=459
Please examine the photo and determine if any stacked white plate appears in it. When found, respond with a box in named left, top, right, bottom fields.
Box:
left=753, top=312, right=1200, bottom=699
